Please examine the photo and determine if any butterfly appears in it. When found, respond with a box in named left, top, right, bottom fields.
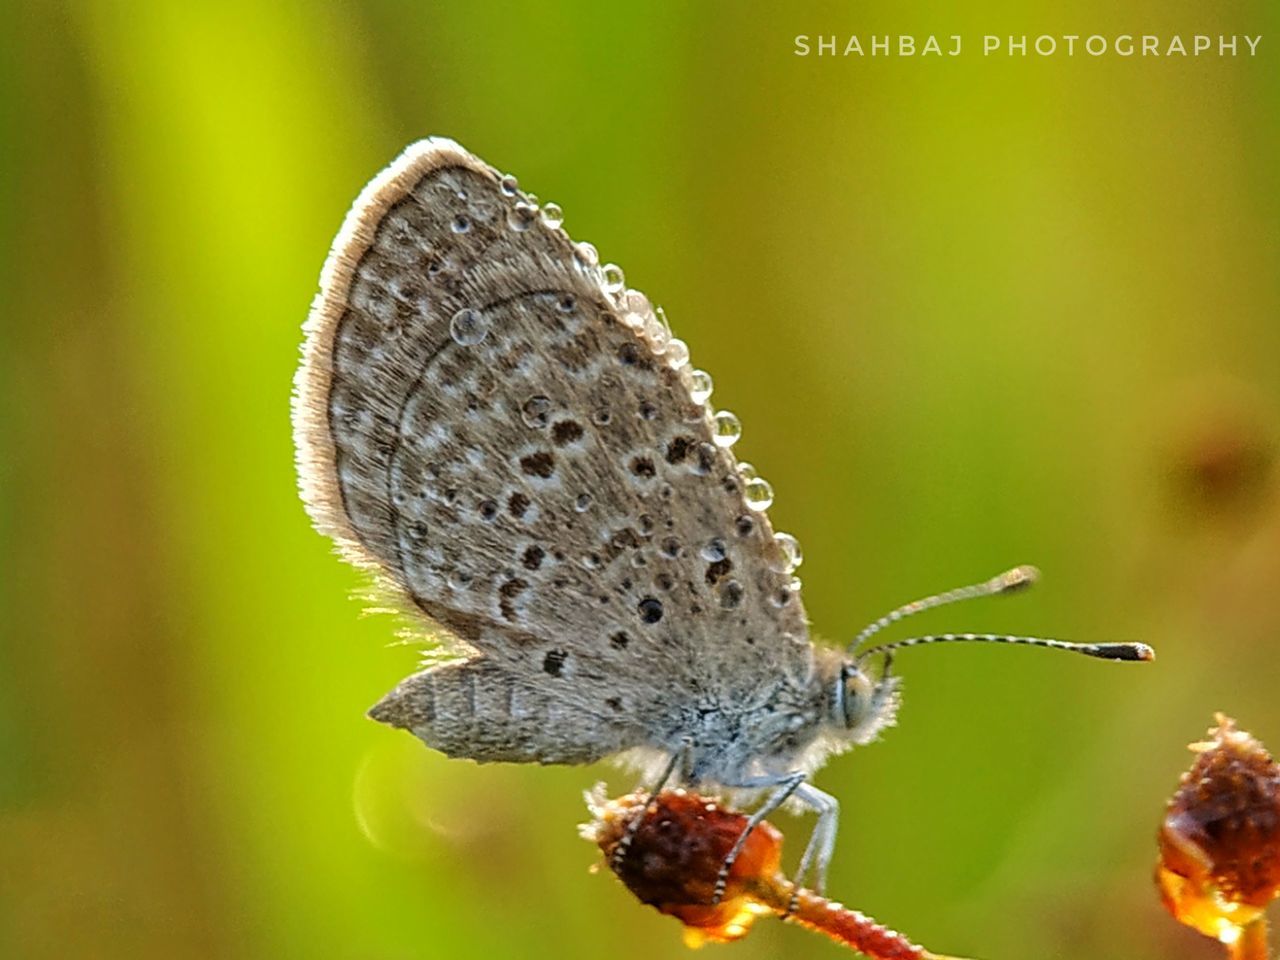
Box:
left=292, top=138, right=1152, bottom=897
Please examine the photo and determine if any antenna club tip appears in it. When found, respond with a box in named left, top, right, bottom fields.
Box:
left=1095, top=641, right=1156, bottom=662
left=992, top=564, right=1041, bottom=593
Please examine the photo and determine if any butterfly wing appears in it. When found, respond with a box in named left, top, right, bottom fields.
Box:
left=293, top=139, right=811, bottom=748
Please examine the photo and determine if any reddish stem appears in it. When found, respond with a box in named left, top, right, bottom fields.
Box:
left=1229, top=917, right=1270, bottom=960
left=747, top=876, right=963, bottom=960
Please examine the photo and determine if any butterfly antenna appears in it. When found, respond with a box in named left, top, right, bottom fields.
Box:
left=856, top=632, right=1154, bottom=665
left=847, top=564, right=1041, bottom=655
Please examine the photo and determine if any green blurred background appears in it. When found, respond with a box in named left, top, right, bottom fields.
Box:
left=3, top=2, right=1278, bottom=958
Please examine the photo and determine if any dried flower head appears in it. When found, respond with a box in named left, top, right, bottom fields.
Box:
left=583, top=786, right=967, bottom=958
left=1157, top=713, right=1280, bottom=951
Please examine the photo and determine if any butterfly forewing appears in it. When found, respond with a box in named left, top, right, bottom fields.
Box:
left=294, top=139, right=810, bottom=754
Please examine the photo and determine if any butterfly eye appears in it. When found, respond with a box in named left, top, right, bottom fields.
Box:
left=839, top=667, right=875, bottom=730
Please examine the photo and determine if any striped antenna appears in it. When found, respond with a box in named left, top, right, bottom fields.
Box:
left=856, top=632, right=1155, bottom=664
left=847, top=565, right=1041, bottom=655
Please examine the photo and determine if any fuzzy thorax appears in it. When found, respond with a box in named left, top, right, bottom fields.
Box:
left=612, top=646, right=902, bottom=794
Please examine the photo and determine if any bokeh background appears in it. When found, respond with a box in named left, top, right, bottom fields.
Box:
left=3, top=2, right=1279, bottom=958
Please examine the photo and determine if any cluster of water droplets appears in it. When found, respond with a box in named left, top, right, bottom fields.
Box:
left=495, top=170, right=569, bottom=239
left=734, top=460, right=803, bottom=584
left=487, top=163, right=803, bottom=591
left=488, top=165, right=694, bottom=374
left=445, top=170, right=569, bottom=350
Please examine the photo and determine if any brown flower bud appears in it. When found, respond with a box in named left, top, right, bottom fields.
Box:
left=1157, top=714, right=1280, bottom=947
left=583, top=786, right=966, bottom=959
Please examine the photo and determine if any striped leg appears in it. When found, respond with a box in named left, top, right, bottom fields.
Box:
left=713, top=771, right=808, bottom=904
left=611, top=741, right=691, bottom=872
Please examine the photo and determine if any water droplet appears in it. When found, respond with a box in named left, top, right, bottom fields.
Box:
left=507, top=203, right=537, bottom=232
left=736, top=461, right=757, bottom=481
left=450, top=308, right=488, bottom=346
left=602, top=263, right=625, bottom=294
left=500, top=174, right=519, bottom=196
left=644, top=314, right=669, bottom=351
left=638, top=596, right=664, bottom=624
left=451, top=215, right=471, bottom=234
left=448, top=569, right=474, bottom=590
left=525, top=192, right=539, bottom=206
left=665, top=338, right=690, bottom=369
left=575, top=241, right=599, bottom=267
left=711, top=410, right=742, bottom=448
left=521, top=395, right=551, bottom=429
left=660, top=536, right=682, bottom=558
left=770, top=532, right=803, bottom=574
left=744, top=476, right=774, bottom=511
left=575, top=492, right=593, bottom=512
left=689, top=369, right=714, bottom=404
left=700, top=537, right=728, bottom=562
left=478, top=499, right=499, bottom=522
left=624, top=289, right=651, bottom=315
left=539, top=202, right=563, bottom=229
left=623, top=289, right=653, bottom=330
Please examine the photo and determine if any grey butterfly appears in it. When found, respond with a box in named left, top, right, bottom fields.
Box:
left=292, top=138, right=1152, bottom=895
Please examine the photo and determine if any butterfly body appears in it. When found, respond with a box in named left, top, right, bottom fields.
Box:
left=293, top=138, right=1147, bottom=894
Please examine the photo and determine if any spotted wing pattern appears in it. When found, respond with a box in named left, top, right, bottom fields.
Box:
left=293, top=139, right=809, bottom=761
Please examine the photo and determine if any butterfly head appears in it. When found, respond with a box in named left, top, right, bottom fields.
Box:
left=832, top=657, right=901, bottom=745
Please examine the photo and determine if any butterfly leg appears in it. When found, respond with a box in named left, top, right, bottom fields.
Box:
left=712, top=771, right=808, bottom=904
left=790, top=781, right=840, bottom=898
left=611, top=739, right=693, bottom=872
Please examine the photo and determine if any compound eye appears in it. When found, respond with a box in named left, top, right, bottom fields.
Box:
left=842, top=669, right=874, bottom=729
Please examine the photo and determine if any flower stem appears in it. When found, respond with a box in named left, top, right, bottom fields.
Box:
left=746, top=878, right=971, bottom=960
left=1230, top=917, right=1270, bottom=960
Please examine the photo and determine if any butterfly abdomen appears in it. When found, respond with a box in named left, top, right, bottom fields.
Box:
left=369, top=656, right=644, bottom=765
